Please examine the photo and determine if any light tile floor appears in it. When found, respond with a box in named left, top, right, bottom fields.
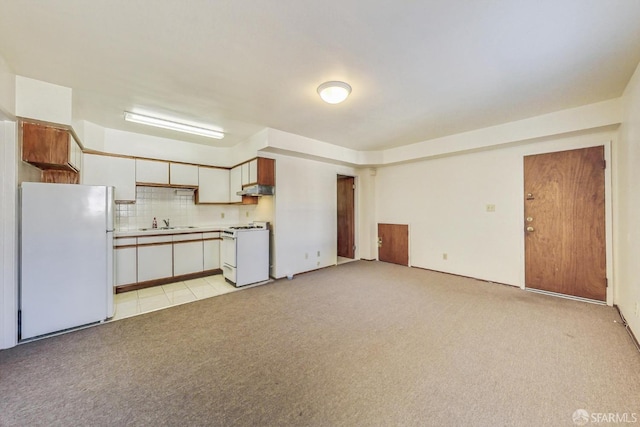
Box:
left=337, top=256, right=357, bottom=265
left=112, top=274, right=238, bottom=321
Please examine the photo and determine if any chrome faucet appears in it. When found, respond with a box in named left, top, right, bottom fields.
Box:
left=163, top=219, right=170, bottom=227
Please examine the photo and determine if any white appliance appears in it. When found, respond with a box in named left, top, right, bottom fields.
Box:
left=20, top=182, right=115, bottom=340
left=221, top=222, right=269, bottom=287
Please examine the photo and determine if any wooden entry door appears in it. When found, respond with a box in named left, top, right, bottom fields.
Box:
left=378, top=224, right=409, bottom=266
left=524, top=146, right=606, bottom=301
left=337, top=175, right=355, bottom=259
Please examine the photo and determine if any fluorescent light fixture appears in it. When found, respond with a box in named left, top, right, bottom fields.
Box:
left=123, top=112, right=224, bottom=139
left=317, top=81, right=352, bottom=104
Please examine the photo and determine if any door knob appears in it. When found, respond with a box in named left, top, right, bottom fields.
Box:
left=526, top=226, right=535, bottom=232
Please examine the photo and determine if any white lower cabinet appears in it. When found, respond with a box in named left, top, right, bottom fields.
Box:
left=203, top=238, right=220, bottom=270
left=115, top=231, right=222, bottom=288
left=173, top=239, right=204, bottom=276
left=138, top=243, right=173, bottom=282
left=115, top=247, right=137, bottom=286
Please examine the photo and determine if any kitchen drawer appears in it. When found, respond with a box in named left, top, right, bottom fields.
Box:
left=138, top=235, right=173, bottom=245
left=203, top=232, right=220, bottom=239
left=222, top=264, right=236, bottom=284
left=173, top=233, right=204, bottom=242
left=115, top=237, right=137, bottom=247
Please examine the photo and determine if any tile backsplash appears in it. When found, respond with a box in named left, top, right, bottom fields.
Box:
left=116, top=186, right=256, bottom=231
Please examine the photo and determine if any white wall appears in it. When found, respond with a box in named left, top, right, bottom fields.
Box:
left=0, top=55, right=15, bottom=118
left=15, top=76, right=72, bottom=125
left=616, top=62, right=640, bottom=337
left=357, top=168, right=377, bottom=260
left=376, top=129, right=616, bottom=289
left=103, top=128, right=234, bottom=167
left=380, top=99, right=621, bottom=165
left=0, top=121, right=18, bottom=349
left=74, top=120, right=106, bottom=151
left=116, top=186, right=259, bottom=231
left=258, top=100, right=621, bottom=168
left=271, top=153, right=358, bottom=279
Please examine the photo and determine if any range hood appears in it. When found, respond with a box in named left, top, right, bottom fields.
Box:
left=237, top=185, right=275, bottom=197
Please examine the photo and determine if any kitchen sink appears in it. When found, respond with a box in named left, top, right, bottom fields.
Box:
left=138, top=226, right=196, bottom=231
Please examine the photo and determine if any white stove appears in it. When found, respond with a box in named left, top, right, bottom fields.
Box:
left=222, top=223, right=266, bottom=237
left=221, top=222, right=269, bottom=287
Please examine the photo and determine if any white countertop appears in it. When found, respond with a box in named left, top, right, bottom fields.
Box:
left=115, top=225, right=225, bottom=238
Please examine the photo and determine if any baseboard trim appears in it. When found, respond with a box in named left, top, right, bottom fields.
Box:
left=614, top=305, right=640, bottom=353
left=525, top=288, right=606, bottom=305
left=409, top=265, right=515, bottom=288
left=115, top=269, right=222, bottom=294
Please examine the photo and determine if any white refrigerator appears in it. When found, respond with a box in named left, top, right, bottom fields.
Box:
left=20, top=182, right=115, bottom=340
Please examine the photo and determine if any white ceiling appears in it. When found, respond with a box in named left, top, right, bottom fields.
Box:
left=0, top=0, right=639, bottom=151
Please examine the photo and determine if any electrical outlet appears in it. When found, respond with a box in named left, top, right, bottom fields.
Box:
left=486, top=204, right=496, bottom=212
left=443, top=253, right=448, bottom=260
left=220, top=212, right=225, bottom=219
left=317, top=261, right=320, bottom=267
left=317, top=251, right=320, bottom=257
left=246, top=211, right=249, bottom=217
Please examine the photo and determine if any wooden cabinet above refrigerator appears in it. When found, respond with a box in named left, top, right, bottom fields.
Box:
left=21, top=121, right=81, bottom=173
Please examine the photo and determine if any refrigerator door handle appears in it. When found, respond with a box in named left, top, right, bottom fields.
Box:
left=105, top=186, right=115, bottom=231
left=106, top=230, right=115, bottom=318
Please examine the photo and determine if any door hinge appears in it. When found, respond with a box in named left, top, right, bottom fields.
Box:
left=352, top=184, right=355, bottom=190
left=605, top=278, right=608, bottom=287
left=603, top=160, right=606, bottom=169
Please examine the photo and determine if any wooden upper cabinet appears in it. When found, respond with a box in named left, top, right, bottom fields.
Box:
left=257, top=157, right=275, bottom=186
left=22, top=122, right=80, bottom=172
left=240, top=157, right=275, bottom=205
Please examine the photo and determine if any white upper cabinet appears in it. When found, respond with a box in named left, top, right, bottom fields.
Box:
left=241, top=162, right=250, bottom=185
left=136, top=159, right=169, bottom=184
left=82, top=153, right=136, bottom=202
left=240, top=159, right=258, bottom=186
left=248, top=159, right=257, bottom=184
left=68, top=136, right=82, bottom=172
left=229, top=165, right=242, bottom=203
left=197, top=166, right=229, bottom=203
left=169, top=163, right=199, bottom=186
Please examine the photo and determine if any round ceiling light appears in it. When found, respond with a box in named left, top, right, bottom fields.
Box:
left=317, top=81, right=352, bottom=104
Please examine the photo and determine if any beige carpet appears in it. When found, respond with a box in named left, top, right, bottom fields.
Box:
left=1, top=261, right=638, bottom=426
